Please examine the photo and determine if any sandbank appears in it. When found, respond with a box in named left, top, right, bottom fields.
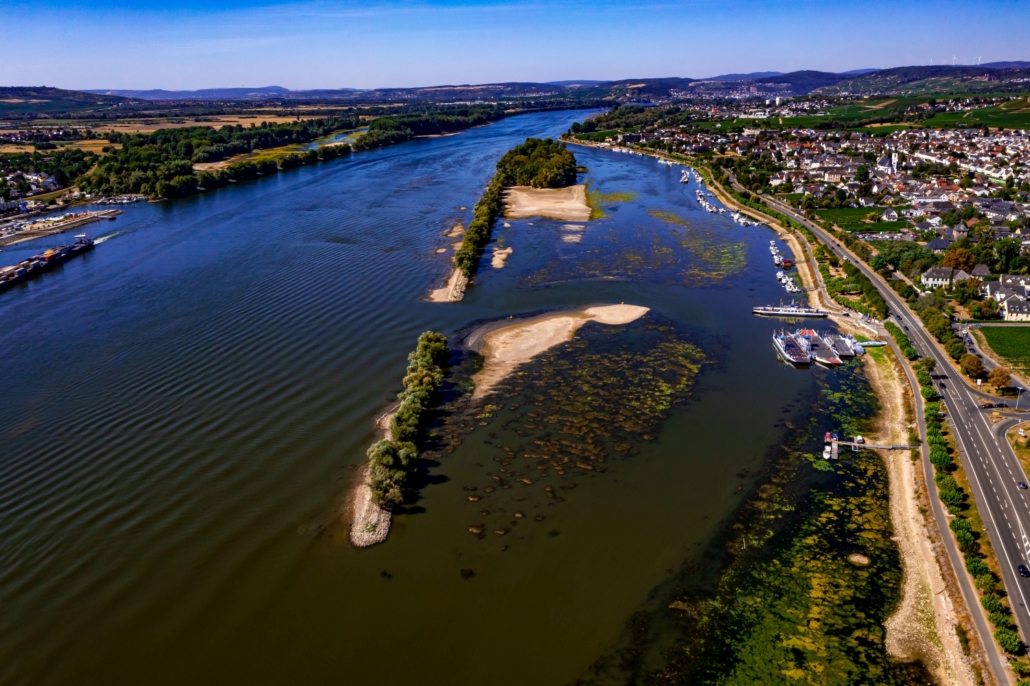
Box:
left=348, top=411, right=395, bottom=548
left=503, top=185, right=591, bottom=222
left=491, top=246, right=513, bottom=268
left=429, top=267, right=468, bottom=303
left=468, top=304, right=649, bottom=399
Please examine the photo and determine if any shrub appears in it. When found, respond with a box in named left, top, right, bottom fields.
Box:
left=966, top=557, right=991, bottom=577
left=981, top=593, right=1005, bottom=614
left=995, top=627, right=1024, bottom=655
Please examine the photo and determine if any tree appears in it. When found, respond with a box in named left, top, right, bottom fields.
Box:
left=855, top=164, right=870, bottom=183
left=989, top=367, right=1011, bottom=391
left=961, top=354, right=986, bottom=378
left=944, top=247, right=975, bottom=273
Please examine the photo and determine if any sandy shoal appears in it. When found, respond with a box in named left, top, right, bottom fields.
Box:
left=428, top=267, right=467, bottom=303
left=470, top=304, right=649, bottom=399
left=503, top=185, right=591, bottom=222
left=348, top=410, right=395, bottom=547
left=491, top=246, right=513, bottom=268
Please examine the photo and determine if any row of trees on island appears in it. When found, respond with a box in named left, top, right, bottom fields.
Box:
left=367, top=331, right=450, bottom=507
left=351, top=108, right=506, bottom=151
left=454, top=137, right=578, bottom=278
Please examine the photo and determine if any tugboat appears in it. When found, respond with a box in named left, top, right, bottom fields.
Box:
left=796, top=329, right=842, bottom=366
left=773, top=329, right=811, bottom=366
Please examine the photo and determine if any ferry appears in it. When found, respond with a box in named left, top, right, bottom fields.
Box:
left=753, top=302, right=829, bottom=318
left=796, top=329, right=842, bottom=366
left=823, top=333, right=856, bottom=358
left=773, top=330, right=811, bottom=365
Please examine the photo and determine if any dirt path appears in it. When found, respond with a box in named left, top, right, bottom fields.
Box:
left=865, top=347, right=977, bottom=686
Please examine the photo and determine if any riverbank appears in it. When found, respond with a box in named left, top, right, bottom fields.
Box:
left=467, top=304, right=649, bottom=399
left=864, top=346, right=978, bottom=685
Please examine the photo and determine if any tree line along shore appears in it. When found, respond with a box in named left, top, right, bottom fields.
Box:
left=2, top=104, right=590, bottom=206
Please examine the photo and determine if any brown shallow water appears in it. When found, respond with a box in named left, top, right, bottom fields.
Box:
left=0, top=110, right=821, bottom=685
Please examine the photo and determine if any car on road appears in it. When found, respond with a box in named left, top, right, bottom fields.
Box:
left=894, top=315, right=902, bottom=321
left=903, top=325, right=909, bottom=331
left=1020, top=564, right=1030, bottom=578
left=939, top=382, right=947, bottom=389
left=981, top=403, right=994, bottom=409
left=997, top=402, right=1008, bottom=408
left=1019, top=482, right=1028, bottom=490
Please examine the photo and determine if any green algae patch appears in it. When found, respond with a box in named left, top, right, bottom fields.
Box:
left=523, top=217, right=747, bottom=288
left=586, top=185, right=637, bottom=220
left=575, top=359, right=933, bottom=685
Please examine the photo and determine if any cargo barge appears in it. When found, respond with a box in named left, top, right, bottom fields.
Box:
left=0, top=234, right=95, bottom=293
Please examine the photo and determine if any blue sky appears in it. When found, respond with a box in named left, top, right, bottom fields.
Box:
left=4, top=0, right=1029, bottom=90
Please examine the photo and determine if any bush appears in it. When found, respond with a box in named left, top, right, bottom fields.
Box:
left=981, top=593, right=1004, bottom=614
left=996, top=627, right=1024, bottom=655
left=966, top=557, right=991, bottom=577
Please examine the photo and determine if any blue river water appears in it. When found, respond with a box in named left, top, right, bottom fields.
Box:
left=0, top=110, right=823, bottom=685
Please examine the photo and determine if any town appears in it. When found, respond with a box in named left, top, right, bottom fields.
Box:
left=570, top=98, right=1030, bottom=321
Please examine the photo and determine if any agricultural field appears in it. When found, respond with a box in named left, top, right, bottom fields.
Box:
left=977, top=326, right=1030, bottom=382
left=923, top=96, right=1030, bottom=130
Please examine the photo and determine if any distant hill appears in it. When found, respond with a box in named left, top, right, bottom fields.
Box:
left=980, top=61, right=1030, bottom=70
left=704, top=71, right=782, bottom=81
left=546, top=80, right=607, bottom=87
left=0, top=86, right=129, bottom=115
left=816, top=64, right=1030, bottom=95
left=86, top=86, right=295, bottom=100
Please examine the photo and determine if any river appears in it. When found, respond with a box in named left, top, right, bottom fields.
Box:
left=0, top=110, right=825, bottom=685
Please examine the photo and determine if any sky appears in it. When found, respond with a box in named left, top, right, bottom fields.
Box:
left=3, top=0, right=1029, bottom=90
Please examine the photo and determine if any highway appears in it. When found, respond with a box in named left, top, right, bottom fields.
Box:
left=748, top=186, right=1028, bottom=683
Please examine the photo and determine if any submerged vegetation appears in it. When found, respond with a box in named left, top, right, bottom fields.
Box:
left=367, top=331, right=450, bottom=506
left=455, top=137, right=578, bottom=278
left=523, top=210, right=746, bottom=288
left=421, top=316, right=707, bottom=539
left=576, top=360, right=934, bottom=685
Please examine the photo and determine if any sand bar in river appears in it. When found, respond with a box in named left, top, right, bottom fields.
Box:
left=468, top=304, right=649, bottom=399
left=503, top=185, right=591, bottom=222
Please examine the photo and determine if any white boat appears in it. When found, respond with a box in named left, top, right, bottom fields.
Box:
left=753, top=302, right=829, bottom=318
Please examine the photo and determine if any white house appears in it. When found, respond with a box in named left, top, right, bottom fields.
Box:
left=1004, top=298, right=1030, bottom=321
left=921, top=266, right=971, bottom=288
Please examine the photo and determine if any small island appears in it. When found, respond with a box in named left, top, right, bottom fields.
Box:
left=432, top=137, right=584, bottom=302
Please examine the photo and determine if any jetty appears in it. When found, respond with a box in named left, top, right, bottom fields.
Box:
left=822, top=432, right=919, bottom=460
left=0, top=210, right=121, bottom=248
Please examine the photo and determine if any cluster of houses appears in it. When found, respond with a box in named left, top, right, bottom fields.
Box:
left=921, top=267, right=1030, bottom=321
